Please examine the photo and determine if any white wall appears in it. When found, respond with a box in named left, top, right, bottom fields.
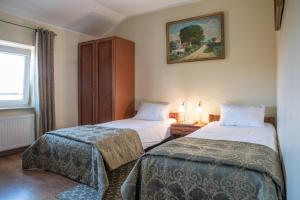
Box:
left=0, top=11, right=95, bottom=128
left=108, top=0, right=277, bottom=122
left=276, top=0, right=300, bottom=199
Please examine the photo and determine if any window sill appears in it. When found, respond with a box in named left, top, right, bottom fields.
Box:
left=0, top=106, right=34, bottom=111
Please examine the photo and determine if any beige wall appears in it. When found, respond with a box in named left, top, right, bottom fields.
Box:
left=108, top=0, right=277, bottom=122
left=0, top=11, right=95, bottom=128
left=276, top=0, right=300, bottom=199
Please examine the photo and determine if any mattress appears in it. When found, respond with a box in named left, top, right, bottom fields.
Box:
left=187, top=121, right=278, bottom=152
left=98, top=118, right=177, bottom=149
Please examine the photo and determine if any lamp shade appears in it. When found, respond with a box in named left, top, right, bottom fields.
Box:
left=195, top=101, right=203, bottom=113
left=178, top=101, right=186, bottom=113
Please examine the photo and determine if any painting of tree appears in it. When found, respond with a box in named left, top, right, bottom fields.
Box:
left=166, top=12, right=225, bottom=64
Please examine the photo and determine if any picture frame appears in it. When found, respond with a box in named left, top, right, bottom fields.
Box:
left=166, top=12, right=225, bottom=64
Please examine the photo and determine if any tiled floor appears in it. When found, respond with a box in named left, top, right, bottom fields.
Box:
left=0, top=153, right=77, bottom=200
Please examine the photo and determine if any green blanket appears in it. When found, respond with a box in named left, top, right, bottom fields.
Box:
left=46, top=125, right=144, bottom=171
left=23, top=125, right=144, bottom=199
left=121, top=137, right=285, bottom=200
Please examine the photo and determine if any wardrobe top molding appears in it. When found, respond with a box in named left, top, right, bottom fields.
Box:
left=79, top=36, right=134, bottom=45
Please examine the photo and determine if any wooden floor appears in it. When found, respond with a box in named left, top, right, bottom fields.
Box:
left=0, top=153, right=77, bottom=200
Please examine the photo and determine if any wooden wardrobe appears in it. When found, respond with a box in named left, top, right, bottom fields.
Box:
left=78, top=36, right=134, bottom=125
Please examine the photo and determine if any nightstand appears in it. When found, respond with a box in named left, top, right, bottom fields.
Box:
left=171, top=122, right=207, bottom=138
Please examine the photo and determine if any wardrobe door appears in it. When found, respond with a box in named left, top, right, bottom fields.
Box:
left=96, top=40, right=113, bottom=123
left=114, top=38, right=135, bottom=120
left=78, top=41, right=96, bottom=125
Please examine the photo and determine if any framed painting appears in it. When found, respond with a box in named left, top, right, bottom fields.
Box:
left=166, top=12, right=225, bottom=64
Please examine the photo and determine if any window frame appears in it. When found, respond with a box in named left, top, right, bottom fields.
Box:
left=0, top=44, right=32, bottom=108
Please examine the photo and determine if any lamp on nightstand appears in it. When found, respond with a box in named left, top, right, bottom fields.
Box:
left=195, top=101, right=203, bottom=122
left=178, top=101, right=186, bottom=122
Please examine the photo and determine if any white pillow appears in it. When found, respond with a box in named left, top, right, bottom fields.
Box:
left=220, top=104, right=265, bottom=127
left=134, top=102, right=170, bottom=121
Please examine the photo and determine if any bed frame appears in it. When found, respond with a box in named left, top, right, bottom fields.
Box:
left=169, top=113, right=179, bottom=122
left=208, top=114, right=277, bottom=127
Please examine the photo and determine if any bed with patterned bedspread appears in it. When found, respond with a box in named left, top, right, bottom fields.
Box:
left=121, top=137, right=285, bottom=200
left=22, top=125, right=144, bottom=199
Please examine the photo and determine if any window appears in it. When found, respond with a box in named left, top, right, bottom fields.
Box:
left=0, top=42, right=33, bottom=107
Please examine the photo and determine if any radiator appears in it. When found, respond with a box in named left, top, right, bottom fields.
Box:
left=0, top=114, right=35, bottom=152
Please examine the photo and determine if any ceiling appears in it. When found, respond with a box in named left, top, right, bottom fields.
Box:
left=0, top=0, right=201, bottom=37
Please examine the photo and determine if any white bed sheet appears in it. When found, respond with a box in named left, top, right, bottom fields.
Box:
left=187, top=121, right=278, bottom=152
left=97, top=118, right=176, bottom=149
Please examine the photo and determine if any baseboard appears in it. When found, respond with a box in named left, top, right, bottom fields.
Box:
left=0, top=146, right=29, bottom=157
